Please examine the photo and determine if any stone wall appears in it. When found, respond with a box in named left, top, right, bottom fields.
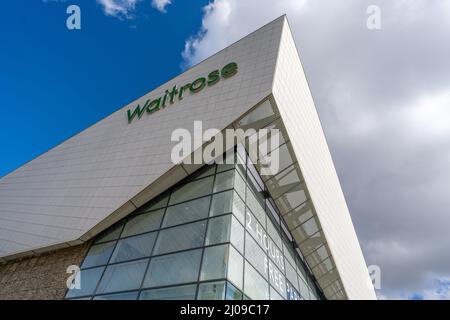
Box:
left=0, top=243, right=89, bottom=300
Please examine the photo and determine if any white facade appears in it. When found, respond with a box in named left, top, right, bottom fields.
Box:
left=0, top=16, right=376, bottom=299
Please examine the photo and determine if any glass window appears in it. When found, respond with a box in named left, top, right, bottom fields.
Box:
left=94, top=223, right=123, bottom=244
left=230, top=216, right=244, bottom=253
left=270, top=286, right=284, bottom=300
left=232, top=192, right=245, bottom=224
left=246, top=187, right=266, bottom=227
left=228, top=245, right=243, bottom=290
left=205, top=215, right=231, bottom=246
left=96, top=259, right=147, bottom=294
left=243, top=261, right=269, bottom=300
left=191, top=165, right=216, bottom=180
left=216, top=150, right=236, bottom=173
left=275, top=183, right=308, bottom=214
left=210, top=191, right=233, bottom=216
left=267, top=259, right=286, bottom=298
left=213, top=170, right=235, bottom=193
left=244, top=234, right=268, bottom=279
left=298, top=278, right=310, bottom=300
left=266, top=165, right=302, bottom=199
left=163, top=196, right=210, bottom=228
left=259, top=143, right=294, bottom=177
left=286, top=281, right=301, bottom=300
left=82, top=242, right=115, bottom=268
left=234, top=170, right=246, bottom=199
left=153, top=220, right=206, bottom=255
left=122, top=209, right=164, bottom=237
left=93, top=292, right=139, bottom=300
left=110, top=232, right=156, bottom=263
left=237, top=99, right=276, bottom=130
left=285, top=259, right=299, bottom=291
left=266, top=218, right=283, bottom=250
left=169, top=176, right=214, bottom=205
left=226, top=282, right=243, bottom=300
left=136, top=193, right=169, bottom=213
left=143, top=249, right=202, bottom=288
left=200, top=244, right=228, bottom=281
left=65, top=266, right=104, bottom=298
left=284, top=202, right=314, bottom=229
left=140, top=284, right=197, bottom=300
left=197, top=281, right=226, bottom=300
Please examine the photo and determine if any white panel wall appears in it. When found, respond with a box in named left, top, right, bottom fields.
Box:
left=272, top=17, right=376, bottom=299
left=0, top=17, right=285, bottom=259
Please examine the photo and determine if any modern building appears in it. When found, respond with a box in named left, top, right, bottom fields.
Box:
left=0, top=16, right=376, bottom=300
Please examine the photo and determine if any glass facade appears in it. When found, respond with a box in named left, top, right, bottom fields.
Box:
left=66, top=145, right=323, bottom=300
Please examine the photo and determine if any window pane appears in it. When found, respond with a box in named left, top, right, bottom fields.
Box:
left=94, top=292, right=138, bottom=300
left=169, top=176, right=214, bottom=205
left=96, top=259, right=148, bottom=294
left=82, top=242, right=115, bottom=268
left=94, top=223, right=123, bottom=244
left=270, top=286, right=284, bottom=300
left=298, top=278, right=310, bottom=300
left=234, top=171, right=246, bottom=199
left=153, top=220, right=206, bottom=255
left=191, top=165, right=216, bottom=180
left=267, top=259, right=286, bottom=298
left=285, top=259, right=299, bottom=291
left=232, top=192, right=245, bottom=224
left=143, top=249, right=202, bottom=288
left=210, top=191, right=233, bottom=216
left=163, top=196, right=210, bottom=228
left=140, top=285, right=197, bottom=300
left=244, top=233, right=267, bottom=279
left=122, top=209, right=164, bottom=237
left=266, top=165, right=303, bottom=199
left=65, top=267, right=104, bottom=298
left=228, top=245, right=243, bottom=290
left=246, top=187, right=266, bottom=227
left=216, top=150, right=236, bottom=173
left=205, top=215, right=231, bottom=246
left=286, top=281, right=301, bottom=300
left=214, top=170, right=235, bottom=193
left=230, top=216, right=244, bottom=254
left=200, top=244, right=228, bottom=281
left=243, top=261, right=269, bottom=300
left=275, top=184, right=307, bottom=213
left=226, top=282, right=243, bottom=300
left=136, top=193, right=169, bottom=213
left=110, top=232, right=156, bottom=263
left=237, top=99, right=276, bottom=130
left=197, top=281, right=226, bottom=300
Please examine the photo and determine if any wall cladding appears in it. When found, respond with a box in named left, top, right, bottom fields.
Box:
left=0, top=243, right=89, bottom=300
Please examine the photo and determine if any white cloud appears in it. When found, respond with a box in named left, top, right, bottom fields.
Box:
left=97, top=0, right=139, bottom=19
left=151, top=0, right=172, bottom=13
left=181, top=0, right=450, bottom=299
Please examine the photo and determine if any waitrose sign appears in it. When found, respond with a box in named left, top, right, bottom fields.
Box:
left=127, top=62, right=238, bottom=124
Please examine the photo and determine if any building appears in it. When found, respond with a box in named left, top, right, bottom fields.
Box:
left=0, top=16, right=376, bottom=300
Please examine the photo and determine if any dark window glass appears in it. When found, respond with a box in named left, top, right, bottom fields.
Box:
left=143, top=249, right=202, bottom=288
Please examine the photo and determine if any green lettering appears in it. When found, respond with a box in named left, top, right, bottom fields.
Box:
left=207, top=70, right=220, bottom=86
left=178, top=83, right=190, bottom=100
left=190, top=77, right=206, bottom=93
left=221, top=62, right=238, bottom=78
left=127, top=100, right=150, bottom=123
left=146, top=97, right=161, bottom=114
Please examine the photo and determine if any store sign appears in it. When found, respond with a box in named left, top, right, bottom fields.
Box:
left=126, top=62, right=238, bottom=124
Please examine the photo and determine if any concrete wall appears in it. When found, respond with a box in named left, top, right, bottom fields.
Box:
left=0, top=243, right=89, bottom=300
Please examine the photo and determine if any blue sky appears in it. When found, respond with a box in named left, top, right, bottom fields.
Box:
left=0, top=0, right=208, bottom=177
left=1, top=0, right=450, bottom=300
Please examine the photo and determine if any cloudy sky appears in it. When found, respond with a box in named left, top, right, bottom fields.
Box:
left=2, top=0, right=449, bottom=299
